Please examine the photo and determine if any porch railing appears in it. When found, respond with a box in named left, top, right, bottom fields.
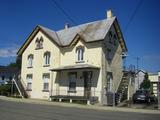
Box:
left=50, top=90, right=101, bottom=98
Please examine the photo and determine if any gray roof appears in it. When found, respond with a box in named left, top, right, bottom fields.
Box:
left=50, top=64, right=100, bottom=71
left=39, top=17, right=116, bottom=46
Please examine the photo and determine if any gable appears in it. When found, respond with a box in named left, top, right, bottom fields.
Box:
left=17, top=26, right=60, bottom=56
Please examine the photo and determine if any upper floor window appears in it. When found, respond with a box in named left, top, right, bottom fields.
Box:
left=44, top=51, right=50, bottom=66
left=107, top=49, right=112, bottom=61
left=76, top=47, right=84, bottom=62
left=28, top=54, right=33, bottom=68
left=108, top=31, right=113, bottom=43
left=35, top=37, right=43, bottom=49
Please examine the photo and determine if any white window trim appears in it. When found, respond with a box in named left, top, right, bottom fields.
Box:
left=76, top=48, right=84, bottom=62
left=42, top=73, right=50, bottom=91
left=28, top=55, right=33, bottom=68
left=44, top=52, right=50, bottom=66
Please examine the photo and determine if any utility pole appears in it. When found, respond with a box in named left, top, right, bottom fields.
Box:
left=136, top=57, right=140, bottom=89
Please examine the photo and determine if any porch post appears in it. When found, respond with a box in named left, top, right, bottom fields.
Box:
left=50, top=71, right=54, bottom=97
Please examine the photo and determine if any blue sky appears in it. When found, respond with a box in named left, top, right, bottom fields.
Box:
left=0, top=0, right=160, bottom=72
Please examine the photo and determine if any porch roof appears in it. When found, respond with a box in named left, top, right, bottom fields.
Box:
left=50, top=64, right=100, bottom=71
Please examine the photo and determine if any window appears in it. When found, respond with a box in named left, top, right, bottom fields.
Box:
left=107, top=49, right=112, bottom=61
left=28, top=54, right=33, bottom=68
left=68, top=72, right=77, bottom=92
left=35, top=37, right=43, bottom=49
left=42, top=73, right=50, bottom=91
left=44, top=51, right=51, bottom=66
left=106, top=72, right=113, bottom=92
left=76, top=47, right=84, bottom=62
left=26, top=74, right=32, bottom=91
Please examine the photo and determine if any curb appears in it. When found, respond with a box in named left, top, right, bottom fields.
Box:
left=0, top=96, right=160, bottom=114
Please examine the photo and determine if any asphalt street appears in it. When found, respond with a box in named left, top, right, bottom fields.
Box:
left=0, top=99, right=159, bottom=120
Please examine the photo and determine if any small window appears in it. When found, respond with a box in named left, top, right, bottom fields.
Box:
left=26, top=74, right=32, bottom=90
left=28, top=54, right=33, bottom=68
left=35, top=37, right=43, bottom=49
left=44, top=51, right=51, bottom=66
left=76, top=47, right=84, bottom=62
left=107, top=49, right=112, bottom=61
left=108, top=31, right=113, bottom=43
left=42, top=73, right=50, bottom=91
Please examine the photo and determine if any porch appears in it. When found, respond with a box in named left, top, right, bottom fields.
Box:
left=50, top=64, right=100, bottom=104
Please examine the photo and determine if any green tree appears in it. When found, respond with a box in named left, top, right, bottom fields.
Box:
left=140, top=73, right=151, bottom=90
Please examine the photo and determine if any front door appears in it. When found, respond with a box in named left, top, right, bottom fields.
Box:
left=83, top=71, right=92, bottom=98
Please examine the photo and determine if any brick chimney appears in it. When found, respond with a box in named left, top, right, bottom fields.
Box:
left=64, top=23, right=70, bottom=29
left=107, top=9, right=113, bottom=18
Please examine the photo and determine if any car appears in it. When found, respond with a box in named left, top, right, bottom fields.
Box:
left=132, top=89, right=154, bottom=103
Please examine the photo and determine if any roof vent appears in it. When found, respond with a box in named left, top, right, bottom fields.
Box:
left=107, top=9, right=113, bottom=18
left=65, top=23, right=70, bottom=29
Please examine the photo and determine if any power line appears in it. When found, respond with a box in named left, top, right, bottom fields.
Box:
left=50, top=0, right=77, bottom=25
left=50, top=0, right=96, bottom=40
left=124, top=0, right=143, bottom=34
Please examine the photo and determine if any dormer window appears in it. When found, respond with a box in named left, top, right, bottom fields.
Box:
left=44, top=51, right=50, bottom=66
left=76, top=46, right=84, bottom=62
left=35, top=37, right=43, bottom=49
left=28, top=54, right=33, bottom=68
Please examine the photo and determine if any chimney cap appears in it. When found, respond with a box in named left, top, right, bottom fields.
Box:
left=107, top=9, right=113, bottom=18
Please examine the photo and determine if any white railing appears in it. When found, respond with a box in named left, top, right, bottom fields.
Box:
left=50, top=89, right=101, bottom=98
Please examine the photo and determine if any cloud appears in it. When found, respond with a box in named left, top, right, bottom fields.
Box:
left=0, top=47, right=19, bottom=58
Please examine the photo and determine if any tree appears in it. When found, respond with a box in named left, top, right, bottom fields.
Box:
left=140, top=73, right=151, bottom=90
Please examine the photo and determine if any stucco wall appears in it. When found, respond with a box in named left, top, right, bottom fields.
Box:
left=21, top=31, right=102, bottom=100
left=102, top=25, right=123, bottom=92
left=21, top=31, right=60, bottom=99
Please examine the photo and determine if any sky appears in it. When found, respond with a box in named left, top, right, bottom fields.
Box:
left=0, top=0, right=160, bottom=72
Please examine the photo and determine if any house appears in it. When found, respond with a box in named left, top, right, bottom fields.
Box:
left=0, top=66, right=19, bottom=85
left=17, top=10, right=128, bottom=104
left=149, top=72, right=160, bottom=96
left=134, top=70, right=146, bottom=91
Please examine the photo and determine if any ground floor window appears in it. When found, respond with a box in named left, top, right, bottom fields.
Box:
left=27, top=82, right=32, bottom=90
left=106, top=72, right=113, bottom=92
left=42, top=73, right=50, bottom=91
left=68, top=72, right=77, bottom=92
left=26, top=74, right=32, bottom=91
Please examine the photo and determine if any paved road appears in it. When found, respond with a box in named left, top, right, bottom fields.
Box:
left=0, top=100, right=159, bottom=120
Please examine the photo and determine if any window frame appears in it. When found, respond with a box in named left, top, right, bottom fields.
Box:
left=44, top=51, right=51, bottom=67
left=42, top=73, right=50, bottom=92
left=28, top=54, right=33, bottom=68
left=26, top=74, right=32, bottom=91
left=76, top=47, right=84, bottom=63
left=35, top=37, right=43, bottom=50
left=106, top=72, right=113, bottom=92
